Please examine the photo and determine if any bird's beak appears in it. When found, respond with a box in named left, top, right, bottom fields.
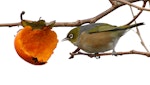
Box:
left=62, top=38, right=69, bottom=42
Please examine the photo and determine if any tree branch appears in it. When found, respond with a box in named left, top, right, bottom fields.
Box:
left=69, top=50, right=150, bottom=59
left=0, top=0, right=147, bottom=27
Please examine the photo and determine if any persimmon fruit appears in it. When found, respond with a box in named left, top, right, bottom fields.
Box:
left=14, top=20, right=58, bottom=65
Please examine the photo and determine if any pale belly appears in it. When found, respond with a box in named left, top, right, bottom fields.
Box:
left=77, top=32, right=119, bottom=53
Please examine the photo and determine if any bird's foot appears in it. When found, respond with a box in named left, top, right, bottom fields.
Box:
left=112, top=51, right=118, bottom=56
left=77, top=52, right=101, bottom=59
left=69, top=48, right=80, bottom=59
left=71, top=52, right=100, bottom=59
left=95, top=56, right=101, bottom=59
left=77, top=52, right=95, bottom=58
left=94, top=53, right=101, bottom=59
left=69, top=49, right=101, bottom=59
left=69, top=53, right=75, bottom=59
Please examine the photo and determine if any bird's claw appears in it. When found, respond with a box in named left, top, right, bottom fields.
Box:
left=69, top=53, right=75, bottom=59
left=69, top=48, right=80, bottom=59
left=112, top=49, right=118, bottom=56
left=95, top=56, right=101, bottom=59
left=69, top=50, right=101, bottom=59
left=113, top=53, right=118, bottom=56
left=94, top=53, right=101, bottom=59
left=112, top=51, right=118, bottom=56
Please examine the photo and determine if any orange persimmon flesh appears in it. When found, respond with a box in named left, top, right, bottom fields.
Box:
left=14, top=26, right=58, bottom=65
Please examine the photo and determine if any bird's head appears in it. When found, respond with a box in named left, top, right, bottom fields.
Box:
left=63, top=27, right=80, bottom=45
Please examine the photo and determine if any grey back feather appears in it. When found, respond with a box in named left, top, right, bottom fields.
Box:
left=79, top=23, right=103, bottom=33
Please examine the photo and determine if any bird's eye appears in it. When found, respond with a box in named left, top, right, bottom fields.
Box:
left=68, top=34, right=74, bottom=39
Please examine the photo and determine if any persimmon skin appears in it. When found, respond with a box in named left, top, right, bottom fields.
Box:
left=14, top=26, right=58, bottom=65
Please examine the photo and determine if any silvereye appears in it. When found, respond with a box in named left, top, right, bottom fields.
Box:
left=64, top=22, right=144, bottom=56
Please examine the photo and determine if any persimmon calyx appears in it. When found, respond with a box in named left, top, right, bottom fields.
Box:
left=20, top=11, right=56, bottom=29
left=21, top=20, right=46, bottom=29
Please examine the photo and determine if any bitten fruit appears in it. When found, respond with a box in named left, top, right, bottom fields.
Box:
left=14, top=19, right=58, bottom=65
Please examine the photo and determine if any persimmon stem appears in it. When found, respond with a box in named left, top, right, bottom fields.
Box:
left=20, top=11, right=25, bottom=20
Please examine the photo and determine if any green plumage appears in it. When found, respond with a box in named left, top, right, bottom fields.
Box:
left=84, top=23, right=144, bottom=34
left=64, top=22, right=144, bottom=55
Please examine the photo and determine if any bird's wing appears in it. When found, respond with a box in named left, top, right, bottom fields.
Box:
left=85, top=23, right=119, bottom=34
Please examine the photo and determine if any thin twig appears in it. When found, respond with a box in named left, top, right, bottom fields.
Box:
left=116, top=0, right=150, bottom=11
left=149, top=0, right=150, bottom=7
left=0, top=22, right=21, bottom=27
left=136, top=28, right=149, bottom=52
left=129, top=1, right=149, bottom=52
left=127, top=1, right=147, bottom=25
left=70, top=50, right=150, bottom=58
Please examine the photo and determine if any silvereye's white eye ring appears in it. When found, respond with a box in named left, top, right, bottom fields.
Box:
left=68, top=34, right=74, bottom=39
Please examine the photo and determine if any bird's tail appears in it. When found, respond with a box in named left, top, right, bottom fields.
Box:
left=127, top=22, right=144, bottom=29
left=115, top=22, right=144, bottom=37
left=109, top=22, right=144, bottom=31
